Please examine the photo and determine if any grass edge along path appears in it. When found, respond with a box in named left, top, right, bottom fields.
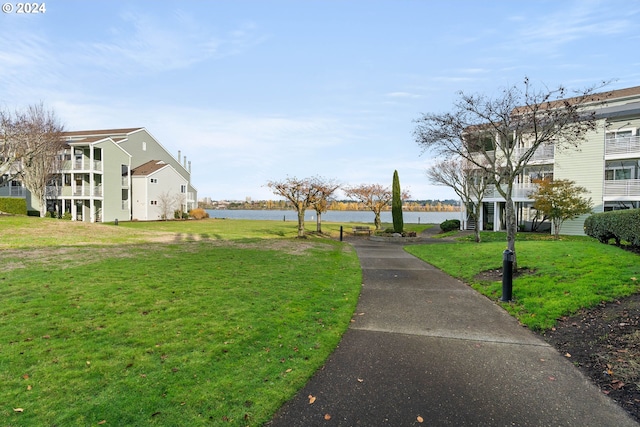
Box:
left=0, top=217, right=362, bottom=426
left=405, top=239, right=640, bottom=330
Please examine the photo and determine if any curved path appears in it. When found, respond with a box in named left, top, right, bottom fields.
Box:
left=268, top=236, right=638, bottom=426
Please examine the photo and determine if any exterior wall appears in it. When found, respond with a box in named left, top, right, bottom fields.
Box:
left=132, top=165, right=187, bottom=221
left=552, top=120, right=607, bottom=235
left=95, top=139, right=131, bottom=222
left=118, top=129, right=197, bottom=208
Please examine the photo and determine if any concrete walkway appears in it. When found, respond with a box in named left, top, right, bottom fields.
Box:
left=268, top=236, right=638, bottom=426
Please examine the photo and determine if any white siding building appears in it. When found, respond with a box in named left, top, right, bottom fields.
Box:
left=466, top=86, right=640, bottom=236
left=0, top=127, right=198, bottom=222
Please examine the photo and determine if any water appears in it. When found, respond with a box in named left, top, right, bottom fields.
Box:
left=205, top=209, right=460, bottom=224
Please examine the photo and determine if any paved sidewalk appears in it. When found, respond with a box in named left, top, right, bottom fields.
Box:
left=268, top=237, right=638, bottom=426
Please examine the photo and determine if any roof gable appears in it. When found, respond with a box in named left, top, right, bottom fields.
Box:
left=131, top=160, right=167, bottom=176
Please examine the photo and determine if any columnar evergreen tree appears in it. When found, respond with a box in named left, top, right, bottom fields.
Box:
left=392, top=170, right=403, bottom=233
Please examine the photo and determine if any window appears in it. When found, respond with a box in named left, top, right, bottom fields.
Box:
left=150, top=178, right=157, bottom=183
left=181, top=185, right=186, bottom=193
left=142, top=141, right=147, bottom=151
left=605, top=160, right=636, bottom=180
left=606, top=129, right=636, bottom=140
left=150, top=200, right=157, bottom=205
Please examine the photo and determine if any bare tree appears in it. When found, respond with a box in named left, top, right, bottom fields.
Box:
left=266, top=176, right=320, bottom=238
left=414, top=78, right=609, bottom=268
left=14, top=104, right=65, bottom=217
left=343, top=183, right=410, bottom=230
left=157, top=190, right=176, bottom=220
left=309, top=177, right=340, bottom=233
left=174, top=192, right=186, bottom=219
left=0, top=110, right=21, bottom=183
left=426, top=158, right=489, bottom=243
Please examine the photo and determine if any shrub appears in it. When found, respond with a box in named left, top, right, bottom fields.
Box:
left=584, top=209, right=640, bottom=247
left=440, top=219, right=460, bottom=233
left=0, top=197, right=27, bottom=215
left=189, top=208, right=209, bottom=220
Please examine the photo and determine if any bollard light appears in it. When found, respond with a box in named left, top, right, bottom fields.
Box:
left=500, top=249, right=513, bottom=302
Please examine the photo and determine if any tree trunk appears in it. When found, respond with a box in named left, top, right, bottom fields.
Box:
left=297, top=209, right=306, bottom=238
left=316, top=212, right=322, bottom=233
left=469, top=207, right=481, bottom=243
left=374, top=211, right=382, bottom=230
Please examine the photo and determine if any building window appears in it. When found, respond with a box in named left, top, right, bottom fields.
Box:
left=150, top=178, right=157, bottom=183
left=142, top=141, right=147, bottom=151
left=150, top=200, right=157, bottom=205
left=606, top=129, right=636, bottom=141
left=605, top=160, right=636, bottom=180
left=181, top=185, right=186, bottom=193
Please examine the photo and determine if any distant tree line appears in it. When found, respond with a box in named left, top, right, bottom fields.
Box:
left=201, top=199, right=460, bottom=211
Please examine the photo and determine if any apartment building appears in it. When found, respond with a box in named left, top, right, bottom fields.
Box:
left=466, top=86, right=640, bottom=235
left=0, top=127, right=197, bottom=222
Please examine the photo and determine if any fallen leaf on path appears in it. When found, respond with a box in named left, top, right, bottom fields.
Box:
left=417, top=415, right=424, bottom=423
left=611, top=380, right=625, bottom=390
left=324, top=414, right=331, bottom=420
left=308, top=395, right=316, bottom=404
left=564, top=352, right=571, bottom=358
left=357, top=378, right=364, bottom=383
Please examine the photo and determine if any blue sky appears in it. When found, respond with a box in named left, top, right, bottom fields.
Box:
left=2, top=0, right=640, bottom=201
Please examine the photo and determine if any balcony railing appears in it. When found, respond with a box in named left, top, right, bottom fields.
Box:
left=604, top=179, right=640, bottom=198
left=514, top=145, right=554, bottom=162
left=484, top=183, right=538, bottom=199
left=61, top=159, right=103, bottom=171
left=0, top=186, right=25, bottom=197
left=471, top=145, right=553, bottom=165
left=605, top=136, right=640, bottom=157
left=46, top=185, right=103, bottom=197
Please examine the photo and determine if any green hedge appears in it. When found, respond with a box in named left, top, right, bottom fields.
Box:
left=440, top=219, right=461, bottom=233
left=584, top=209, right=640, bottom=247
left=0, top=197, right=27, bottom=215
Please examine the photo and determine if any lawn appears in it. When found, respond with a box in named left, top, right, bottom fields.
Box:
left=406, top=232, right=640, bottom=330
left=0, top=216, right=362, bottom=426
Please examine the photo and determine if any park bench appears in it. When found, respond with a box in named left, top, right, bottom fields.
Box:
left=352, top=226, right=372, bottom=236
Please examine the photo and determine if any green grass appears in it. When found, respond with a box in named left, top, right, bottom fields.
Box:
left=406, top=238, right=640, bottom=330
left=0, top=216, right=362, bottom=426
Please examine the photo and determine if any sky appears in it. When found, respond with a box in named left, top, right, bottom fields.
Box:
left=2, top=0, right=640, bottom=201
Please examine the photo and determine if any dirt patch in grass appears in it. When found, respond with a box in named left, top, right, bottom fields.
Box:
left=0, top=238, right=340, bottom=273
left=539, top=293, right=640, bottom=423
left=473, top=267, right=537, bottom=282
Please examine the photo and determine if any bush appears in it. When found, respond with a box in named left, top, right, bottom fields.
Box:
left=440, top=219, right=460, bottom=233
left=189, top=208, right=209, bottom=220
left=584, top=209, right=640, bottom=247
left=0, top=197, right=27, bottom=215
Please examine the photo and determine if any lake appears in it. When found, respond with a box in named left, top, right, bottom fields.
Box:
left=205, top=209, right=460, bottom=224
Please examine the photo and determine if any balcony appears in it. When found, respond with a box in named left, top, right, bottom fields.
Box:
left=46, top=185, right=103, bottom=198
left=605, top=136, right=640, bottom=158
left=513, top=145, right=554, bottom=162
left=604, top=179, right=640, bottom=198
left=471, top=145, right=553, bottom=166
left=61, top=159, right=103, bottom=172
left=0, top=186, right=25, bottom=197
left=484, top=183, right=538, bottom=199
